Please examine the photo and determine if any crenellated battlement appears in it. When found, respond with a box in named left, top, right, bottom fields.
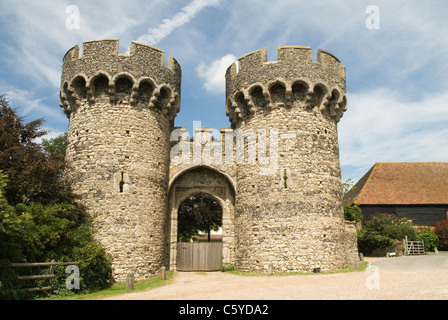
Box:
left=227, top=46, right=345, bottom=80
left=61, top=39, right=181, bottom=89
left=60, top=39, right=355, bottom=279
left=225, top=46, right=347, bottom=127
left=63, top=39, right=180, bottom=73
left=60, top=39, right=181, bottom=121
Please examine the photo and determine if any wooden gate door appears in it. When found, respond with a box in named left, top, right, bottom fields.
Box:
left=177, top=242, right=223, bottom=271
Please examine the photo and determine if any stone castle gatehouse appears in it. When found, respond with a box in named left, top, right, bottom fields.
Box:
left=59, top=39, right=358, bottom=281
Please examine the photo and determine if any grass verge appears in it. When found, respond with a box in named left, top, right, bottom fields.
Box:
left=40, top=260, right=371, bottom=299
left=224, top=261, right=369, bottom=277
left=40, top=270, right=174, bottom=300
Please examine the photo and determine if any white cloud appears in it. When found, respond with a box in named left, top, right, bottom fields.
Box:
left=34, top=129, right=66, bottom=145
left=0, top=1, right=166, bottom=88
left=196, top=54, right=237, bottom=93
left=136, top=0, right=221, bottom=45
left=1, top=0, right=447, bottom=184
left=214, top=1, right=448, bottom=92
left=339, top=88, right=448, bottom=181
left=3, top=87, right=67, bottom=124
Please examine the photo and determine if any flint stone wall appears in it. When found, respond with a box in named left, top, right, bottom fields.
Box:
left=225, top=46, right=353, bottom=272
left=60, top=40, right=358, bottom=280
left=61, top=39, right=181, bottom=281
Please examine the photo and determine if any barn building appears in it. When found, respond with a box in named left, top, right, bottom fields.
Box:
left=344, top=162, right=448, bottom=226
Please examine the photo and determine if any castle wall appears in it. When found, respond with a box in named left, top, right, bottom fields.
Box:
left=60, top=40, right=358, bottom=280
left=60, top=39, right=181, bottom=281
left=226, top=46, right=354, bottom=272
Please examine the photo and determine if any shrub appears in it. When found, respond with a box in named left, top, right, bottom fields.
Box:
left=344, top=204, right=362, bottom=222
left=418, top=227, right=439, bottom=252
left=357, top=229, right=394, bottom=254
left=0, top=183, right=112, bottom=298
left=358, top=213, right=421, bottom=255
left=364, top=213, right=417, bottom=240
left=0, top=260, right=24, bottom=300
left=72, top=242, right=113, bottom=293
left=434, top=219, right=448, bottom=250
left=382, top=222, right=418, bottom=241
left=219, top=264, right=235, bottom=272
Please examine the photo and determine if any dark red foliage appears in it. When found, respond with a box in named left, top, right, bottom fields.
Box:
left=0, top=95, right=72, bottom=205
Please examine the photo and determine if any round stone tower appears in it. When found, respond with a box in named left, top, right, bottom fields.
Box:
left=226, top=46, right=350, bottom=272
left=60, top=39, right=181, bottom=281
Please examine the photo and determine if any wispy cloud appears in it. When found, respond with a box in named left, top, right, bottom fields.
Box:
left=136, top=0, right=221, bottom=46
left=0, top=1, right=164, bottom=87
left=1, top=0, right=447, bottom=184
left=196, top=54, right=237, bottom=93
left=3, top=87, right=67, bottom=124
left=339, top=88, right=448, bottom=181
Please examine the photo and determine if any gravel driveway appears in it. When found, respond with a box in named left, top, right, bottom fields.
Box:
left=105, top=253, right=448, bottom=300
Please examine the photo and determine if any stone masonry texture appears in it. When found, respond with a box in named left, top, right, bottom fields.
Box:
left=225, top=46, right=351, bottom=272
left=60, top=39, right=358, bottom=281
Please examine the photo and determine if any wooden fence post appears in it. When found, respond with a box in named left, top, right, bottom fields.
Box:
left=50, top=259, right=55, bottom=275
left=404, top=236, right=408, bottom=255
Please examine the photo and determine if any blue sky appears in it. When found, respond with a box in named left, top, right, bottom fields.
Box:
left=1, top=0, right=447, bottom=183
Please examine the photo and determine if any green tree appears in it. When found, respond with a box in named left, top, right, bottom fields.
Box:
left=0, top=170, right=7, bottom=199
left=342, top=178, right=358, bottom=206
left=342, top=178, right=354, bottom=196
left=42, top=132, right=67, bottom=164
left=178, top=194, right=222, bottom=242
left=0, top=95, right=112, bottom=298
left=0, top=96, right=71, bottom=205
left=177, top=199, right=200, bottom=242
left=0, top=170, right=22, bottom=262
left=344, top=204, right=362, bottom=222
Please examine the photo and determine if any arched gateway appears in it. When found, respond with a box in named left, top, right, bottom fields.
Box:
left=168, top=165, right=236, bottom=270
left=61, top=39, right=358, bottom=281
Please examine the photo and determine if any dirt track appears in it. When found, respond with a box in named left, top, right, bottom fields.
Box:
left=105, top=254, right=448, bottom=300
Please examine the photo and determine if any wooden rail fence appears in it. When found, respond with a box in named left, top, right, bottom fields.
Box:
left=11, top=260, right=78, bottom=292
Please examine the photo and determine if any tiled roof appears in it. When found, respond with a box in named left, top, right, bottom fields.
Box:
left=344, top=162, right=448, bottom=205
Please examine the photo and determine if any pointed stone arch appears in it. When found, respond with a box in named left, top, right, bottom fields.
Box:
left=234, top=90, right=250, bottom=119
left=70, top=74, right=88, bottom=100
left=248, top=83, right=269, bottom=109
left=312, top=83, right=329, bottom=111
left=136, top=77, right=157, bottom=107
left=167, top=165, right=236, bottom=270
left=268, top=79, right=291, bottom=107
left=113, top=74, right=135, bottom=104
left=291, top=79, right=310, bottom=105
left=88, top=72, right=111, bottom=104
